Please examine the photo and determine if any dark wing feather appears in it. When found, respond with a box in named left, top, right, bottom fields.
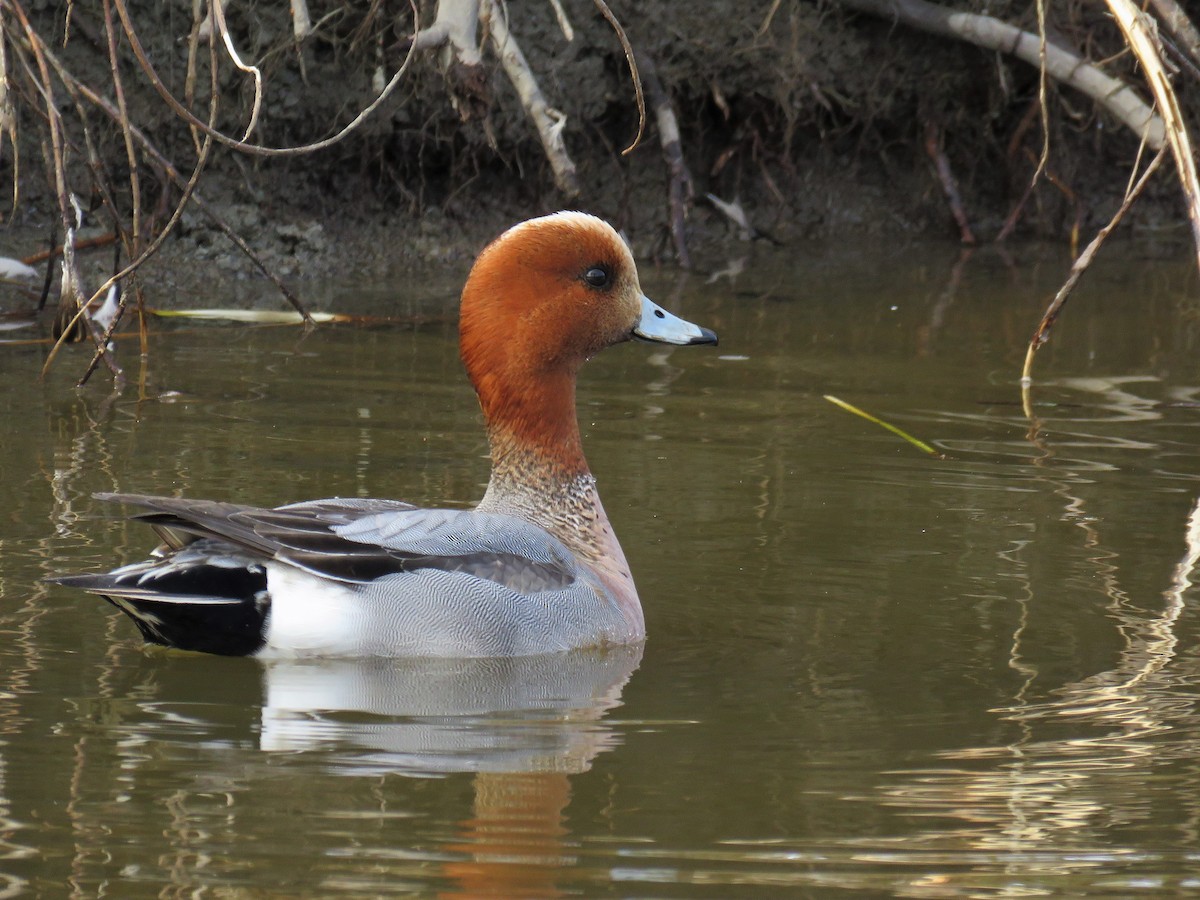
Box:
left=94, top=493, right=576, bottom=593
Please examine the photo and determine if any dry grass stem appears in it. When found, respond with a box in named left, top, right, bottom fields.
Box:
left=591, top=0, right=644, bottom=155
left=1105, top=0, right=1200, bottom=273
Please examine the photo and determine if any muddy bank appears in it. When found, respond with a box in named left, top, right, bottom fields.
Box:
left=2, top=0, right=1196, bottom=306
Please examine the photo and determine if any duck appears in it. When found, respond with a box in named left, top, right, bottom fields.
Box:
left=51, top=211, right=718, bottom=658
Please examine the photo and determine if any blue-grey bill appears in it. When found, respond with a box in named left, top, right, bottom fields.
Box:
left=632, top=295, right=718, bottom=346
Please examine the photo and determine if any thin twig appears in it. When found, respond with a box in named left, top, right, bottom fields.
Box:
left=104, top=0, right=140, bottom=261
left=1020, top=145, right=1166, bottom=395
left=207, top=0, right=263, bottom=141
left=923, top=119, right=975, bottom=245
left=591, top=0, right=644, bottom=155
left=112, top=0, right=421, bottom=158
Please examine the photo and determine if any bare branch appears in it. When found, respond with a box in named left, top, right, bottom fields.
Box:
left=839, top=0, right=1166, bottom=149
left=638, top=48, right=691, bottom=266
left=482, top=0, right=580, bottom=197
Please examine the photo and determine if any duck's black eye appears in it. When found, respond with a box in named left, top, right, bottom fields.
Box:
left=583, top=266, right=610, bottom=288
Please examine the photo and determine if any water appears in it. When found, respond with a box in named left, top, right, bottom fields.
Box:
left=3, top=238, right=1200, bottom=896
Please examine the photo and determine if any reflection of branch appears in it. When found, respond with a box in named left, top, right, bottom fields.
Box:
left=877, top=494, right=1200, bottom=859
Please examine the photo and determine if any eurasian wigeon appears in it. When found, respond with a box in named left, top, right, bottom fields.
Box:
left=52, top=211, right=717, bottom=657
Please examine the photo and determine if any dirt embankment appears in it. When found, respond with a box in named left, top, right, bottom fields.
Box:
left=2, top=0, right=1195, bottom=296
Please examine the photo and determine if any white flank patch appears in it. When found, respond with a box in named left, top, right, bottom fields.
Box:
left=257, top=564, right=364, bottom=657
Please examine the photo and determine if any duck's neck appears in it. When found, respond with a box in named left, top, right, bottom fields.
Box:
left=475, top=372, right=640, bottom=622
left=476, top=370, right=601, bottom=551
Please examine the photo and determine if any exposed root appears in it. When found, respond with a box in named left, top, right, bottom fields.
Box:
left=923, top=119, right=975, bottom=245
left=638, top=48, right=692, bottom=267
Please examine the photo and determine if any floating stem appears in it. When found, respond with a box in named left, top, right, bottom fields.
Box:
left=824, top=394, right=945, bottom=459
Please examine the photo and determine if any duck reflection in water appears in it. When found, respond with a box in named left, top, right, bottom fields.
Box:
left=275, top=646, right=643, bottom=897
left=94, top=644, right=642, bottom=896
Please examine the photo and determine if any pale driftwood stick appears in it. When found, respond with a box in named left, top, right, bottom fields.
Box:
left=637, top=48, right=691, bottom=267
left=411, top=0, right=481, bottom=63
left=1105, top=0, right=1200, bottom=276
left=839, top=0, right=1165, bottom=149
left=290, top=0, right=312, bottom=42
left=482, top=0, right=580, bottom=197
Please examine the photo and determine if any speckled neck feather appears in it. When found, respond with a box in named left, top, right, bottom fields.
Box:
left=477, top=412, right=640, bottom=628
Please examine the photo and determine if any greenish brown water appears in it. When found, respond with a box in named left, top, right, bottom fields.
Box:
left=4, top=239, right=1200, bottom=896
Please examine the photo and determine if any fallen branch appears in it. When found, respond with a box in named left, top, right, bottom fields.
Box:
left=839, top=0, right=1166, bottom=149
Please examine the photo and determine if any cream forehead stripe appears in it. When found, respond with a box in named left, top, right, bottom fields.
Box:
left=502, top=211, right=636, bottom=271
